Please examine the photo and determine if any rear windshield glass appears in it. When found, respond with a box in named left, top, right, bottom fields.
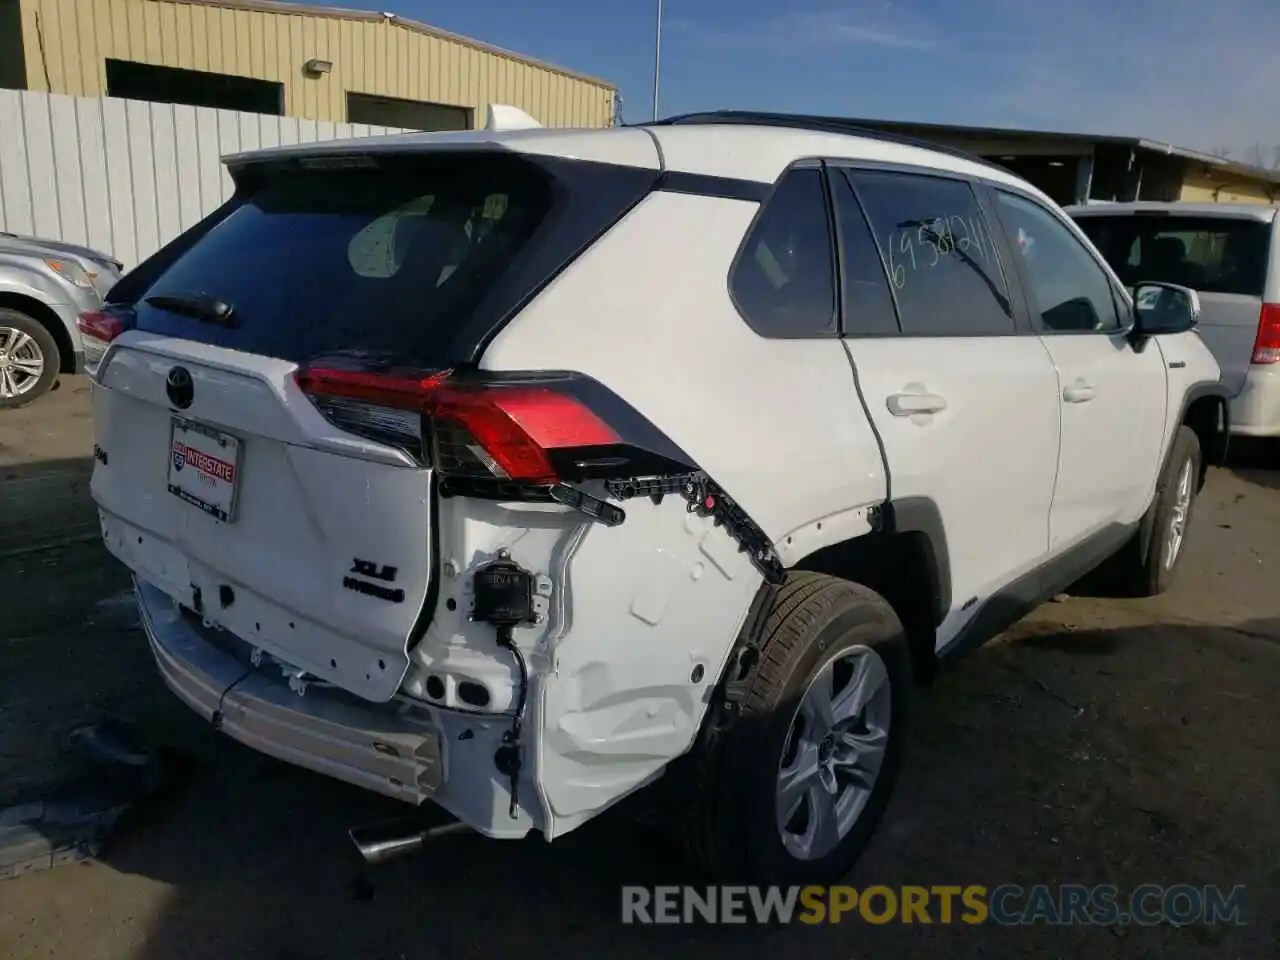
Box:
left=1074, top=214, right=1272, bottom=296
left=131, top=153, right=554, bottom=363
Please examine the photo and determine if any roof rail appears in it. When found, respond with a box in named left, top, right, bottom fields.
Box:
left=641, top=110, right=1010, bottom=175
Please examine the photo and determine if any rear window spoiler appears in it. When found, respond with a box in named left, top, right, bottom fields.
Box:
left=484, top=104, right=542, bottom=131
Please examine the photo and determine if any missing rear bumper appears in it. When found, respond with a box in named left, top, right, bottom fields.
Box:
left=133, top=577, right=540, bottom=838
left=134, top=578, right=445, bottom=804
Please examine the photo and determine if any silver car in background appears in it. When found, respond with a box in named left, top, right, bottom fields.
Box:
left=1067, top=202, right=1280, bottom=440
left=0, top=231, right=123, bottom=407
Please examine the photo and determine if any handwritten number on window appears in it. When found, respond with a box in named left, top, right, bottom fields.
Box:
left=886, top=237, right=906, bottom=290
left=917, top=223, right=941, bottom=267
left=886, top=213, right=998, bottom=291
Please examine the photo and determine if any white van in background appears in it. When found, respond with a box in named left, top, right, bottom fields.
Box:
left=1067, top=202, right=1280, bottom=438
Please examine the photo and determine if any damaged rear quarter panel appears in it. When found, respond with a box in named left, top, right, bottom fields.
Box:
left=476, top=190, right=889, bottom=837
left=416, top=491, right=761, bottom=840
left=532, top=492, right=762, bottom=835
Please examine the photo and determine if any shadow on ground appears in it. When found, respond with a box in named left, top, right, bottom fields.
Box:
left=0, top=456, right=98, bottom=556
left=56, top=616, right=1271, bottom=960
left=1225, top=437, right=1280, bottom=492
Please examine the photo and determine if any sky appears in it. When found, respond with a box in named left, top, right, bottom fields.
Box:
left=315, top=0, right=1279, bottom=155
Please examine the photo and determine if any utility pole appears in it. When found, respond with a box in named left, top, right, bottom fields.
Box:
left=652, top=0, right=663, bottom=121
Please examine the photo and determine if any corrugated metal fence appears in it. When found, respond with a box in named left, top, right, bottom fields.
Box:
left=0, top=88, right=408, bottom=269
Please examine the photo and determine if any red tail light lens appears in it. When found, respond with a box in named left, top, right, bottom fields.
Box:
left=77, top=308, right=133, bottom=374
left=430, top=383, right=619, bottom=483
left=77, top=309, right=128, bottom=343
left=1252, top=303, right=1280, bottom=364
left=295, top=367, right=620, bottom=484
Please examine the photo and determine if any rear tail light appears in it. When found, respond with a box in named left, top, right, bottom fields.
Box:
left=77, top=309, right=129, bottom=343
left=1252, top=303, right=1280, bottom=364
left=295, top=364, right=786, bottom=582
left=76, top=309, right=132, bottom=374
left=294, top=365, right=664, bottom=490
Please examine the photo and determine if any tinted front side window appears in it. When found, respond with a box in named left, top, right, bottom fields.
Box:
left=1074, top=214, right=1272, bottom=296
left=830, top=170, right=900, bottom=335
left=849, top=170, right=1013, bottom=336
left=730, top=167, right=837, bottom=337
left=130, top=153, right=558, bottom=364
left=995, top=191, right=1120, bottom=333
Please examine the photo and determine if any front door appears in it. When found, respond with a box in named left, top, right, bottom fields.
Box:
left=990, top=188, right=1166, bottom=553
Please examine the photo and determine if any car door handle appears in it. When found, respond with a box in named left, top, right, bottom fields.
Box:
left=887, top=392, right=947, bottom=416
left=1062, top=381, right=1096, bottom=403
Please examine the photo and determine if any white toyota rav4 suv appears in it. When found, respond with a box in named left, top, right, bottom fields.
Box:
left=80, top=109, right=1228, bottom=885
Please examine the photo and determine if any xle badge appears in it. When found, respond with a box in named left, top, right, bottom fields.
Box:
left=343, top=558, right=404, bottom=604
left=351, top=558, right=398, bottom=582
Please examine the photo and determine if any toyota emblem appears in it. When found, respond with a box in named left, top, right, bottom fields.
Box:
left=166, top=366, right=194, bottom=409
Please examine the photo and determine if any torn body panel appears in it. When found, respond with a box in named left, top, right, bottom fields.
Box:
left=404, top=487, right=764, bottom=840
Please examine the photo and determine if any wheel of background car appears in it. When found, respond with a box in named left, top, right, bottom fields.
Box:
left=674, top=572, right=911, bottom=885
left=0, top=308, right=60, bottom=409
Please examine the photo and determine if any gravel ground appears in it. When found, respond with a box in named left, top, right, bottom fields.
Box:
left=1, top=379, right=1277, bottom=960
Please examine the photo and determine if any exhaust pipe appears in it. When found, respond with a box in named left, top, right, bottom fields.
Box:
left=348, top=818, right=472, bottom=865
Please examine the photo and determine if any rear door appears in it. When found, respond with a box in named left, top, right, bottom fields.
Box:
left=1073, top=210, right=1274, bottom=396
left=832, top=166, right=1061, bottom=649
left=89, top=149, right=633, bottom=703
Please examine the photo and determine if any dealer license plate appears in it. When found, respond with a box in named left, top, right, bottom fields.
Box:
left=167, top=416, right=241, bottom=522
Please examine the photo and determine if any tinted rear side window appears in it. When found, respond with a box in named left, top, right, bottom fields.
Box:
left=729, top=167, right=837, bottom=337
left=1074, top=215, right=1273, bottom=296
left=127, top=152, right=650, bottom=364
left=849, top=170, right=1014, bottom=335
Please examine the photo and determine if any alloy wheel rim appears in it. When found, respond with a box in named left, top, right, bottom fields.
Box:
left=1164, top=457, right=1194, bottom=570
left=0, top=326, right=45, bottom=398
left=776, top=644, right=892, bottom=861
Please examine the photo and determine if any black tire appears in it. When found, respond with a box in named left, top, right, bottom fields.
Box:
left=0, top=308, right=60, bottom=409
left=675, top=571, right=911, bottom=886
left=1103, top=425, right=1203, bottom=597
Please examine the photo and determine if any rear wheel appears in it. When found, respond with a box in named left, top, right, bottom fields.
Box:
left=0, top=309, right=59, bottom=409
left=675, top=572, right=910, bottom=885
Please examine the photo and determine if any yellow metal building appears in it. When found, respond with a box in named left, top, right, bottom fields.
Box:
left=0, top=0, right=616, bottom=129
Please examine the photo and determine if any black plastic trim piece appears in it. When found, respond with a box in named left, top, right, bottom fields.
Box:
left=657, top=170, right=771, bottom=202
left=938, top=520, right=1136, bottom=661
left=1160, top=379, right=1231, bottom=494
left=880, top=497, right=951, bottom=625
left=605, top=473, right=785, bottom=584
left=1179, top=380, right=1232, bottom=466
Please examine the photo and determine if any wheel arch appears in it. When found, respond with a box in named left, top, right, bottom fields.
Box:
left=0, top=292, right=74, bottom=374
left=1178, top=382, right=1230, bottom=488
left=787, top=497, right=951, bottom=683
